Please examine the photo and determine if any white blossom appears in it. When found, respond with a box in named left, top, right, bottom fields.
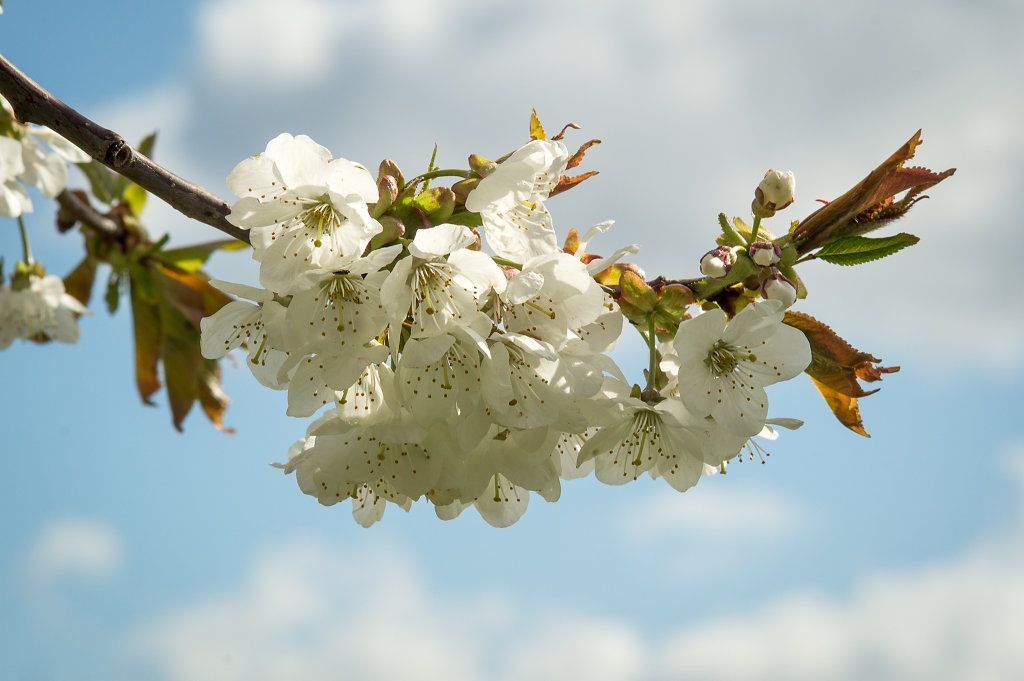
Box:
left=671, top=300, right=811, bottom=437
left=225, top=133, right=382, bottom=293
left=0, top=273, right=87, bottom=349
left=464, top=139, right=568, bottom=262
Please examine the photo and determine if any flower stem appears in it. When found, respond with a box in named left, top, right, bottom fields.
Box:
left=17, top=215, right=33, bottom=264
left=405, top=169, right=473, bottom=187
left=747, top=216, right=762, bottom=248
left=645, top=315, right=658, bottom=392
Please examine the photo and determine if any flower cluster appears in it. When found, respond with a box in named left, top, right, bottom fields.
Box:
left=201, top=132, right=812, bottom=527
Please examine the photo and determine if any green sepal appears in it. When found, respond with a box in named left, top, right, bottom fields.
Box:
left=619, top=270, right=658, bottom=313
left=368, top=215, right=406, bottom=250
left=445, top=211, right=483, bottom=229
left=815, top=233, right=920, bottom=266
left=413, top=187, right=456, bottom=224
left=615, top=299, right=648, bottom=326
left=654, top=284, right=694, bottom=317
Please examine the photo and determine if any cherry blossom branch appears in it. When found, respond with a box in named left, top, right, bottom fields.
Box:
left=55, top=190, right=121, bottom=238
left=0, top=53, right=250, bottom=245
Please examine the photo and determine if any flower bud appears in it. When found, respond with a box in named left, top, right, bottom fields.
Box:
left=700, top=246, right=737, bottom=279
left=749, top=240, right=782, bottom=267
left=752, top=169, right=795, bottom=219
left=761, top=271, right=798, bottom=308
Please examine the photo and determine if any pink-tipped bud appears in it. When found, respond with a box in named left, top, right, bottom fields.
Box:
left=749, top=240, right=782, bottom=267
left=752, top=169, right=796, bottom=219
left=700, top=246, right=737, bottom=279
left=761, top=271, right=798, bottom=308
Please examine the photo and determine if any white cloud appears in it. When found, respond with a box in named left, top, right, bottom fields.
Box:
left=24, top=518, right=124, bottom=587
left=131, top=446, right=1024, bottom=681
left=623, top=483, right=803, bottom=541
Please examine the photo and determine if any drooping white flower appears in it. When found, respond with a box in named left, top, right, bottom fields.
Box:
left=288, top=414, right=442, bottom=506
left=225, top=133, right=382, bottom=293
left=577, top=395, right=706, bottom=490
left=671, top=300, right=811, bottom=437
left=0, top=272, right=88, bottom=349
left=464, top=139, right=568, bottom=262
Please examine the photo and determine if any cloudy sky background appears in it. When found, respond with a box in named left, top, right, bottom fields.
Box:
left=2, top=1, right=1021, bottom=679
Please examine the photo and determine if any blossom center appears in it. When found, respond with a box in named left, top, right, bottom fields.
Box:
left=706, top=340, right=756, bottom=376
left=298, top=196, right=342, bottom=247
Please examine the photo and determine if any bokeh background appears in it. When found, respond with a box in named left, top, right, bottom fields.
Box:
left=2, top=1, right=1022, bottom=679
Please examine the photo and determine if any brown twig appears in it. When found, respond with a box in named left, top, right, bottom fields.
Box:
left=55, top=190, right=121, bottom=238
left=0, top=53, right=251, bottom=245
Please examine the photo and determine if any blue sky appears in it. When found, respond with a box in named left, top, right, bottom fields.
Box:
left=2, top=1, right=1022, bottom=679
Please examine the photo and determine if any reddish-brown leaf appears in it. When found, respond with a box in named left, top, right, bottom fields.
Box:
left=197, top=358, right=234, bottom=433
left=549, top=170, right=599, bottom=198
left=809, top=376, right=870, bottom=437
left=792, top=130, right=955, bottom=252
left=129, top=277, right=163, bottom=406
left=784, top=311, right=898, bottom=398
left=550, top=123, right=582, bottom=141
left=565, top=139, right=601, bottom=170
left=785, top=311, right=898, bottom=436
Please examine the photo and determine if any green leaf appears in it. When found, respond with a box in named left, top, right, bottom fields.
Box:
left=63, top=256, right=98, bottom=308
left=130, top=277, right=163, bottom=406
left=815, top=233, right=920, bottom=266
left=160, top=302, right=202, bottom=432
left=78, top=160, right=119, bottom=204
left=157, top=239, right=248, bottom=273
left=104, top=270, right=122, bottom=314
left=136, top=132, right=157, bottom=158
left=122, top=183, right=148, bottom=216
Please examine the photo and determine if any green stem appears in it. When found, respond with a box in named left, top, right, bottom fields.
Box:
left=747, top=216, right=762, bottom=248
left=17, top=215, right=33, bottom=264
left=645, top=315, right=658, bottom=392
left=405, top=169, right=473, bottom=187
